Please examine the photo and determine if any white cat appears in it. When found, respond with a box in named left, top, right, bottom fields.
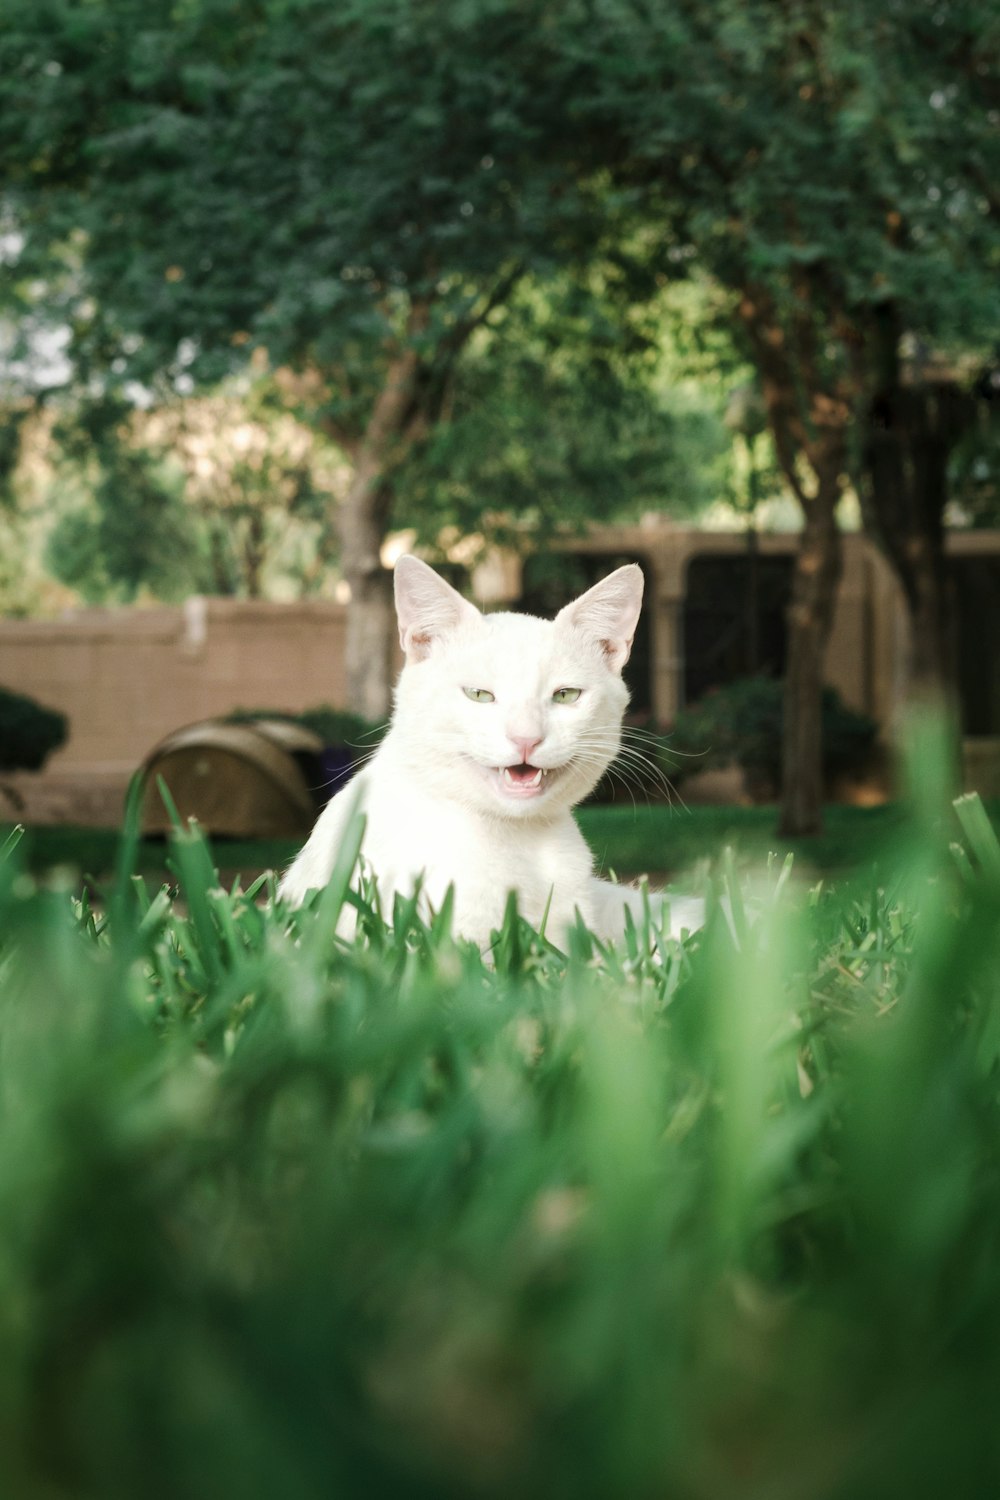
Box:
left=279, top=557, right=704, bottom=948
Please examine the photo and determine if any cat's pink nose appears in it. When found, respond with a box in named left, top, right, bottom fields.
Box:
left=511, top=735, right=543, bottom=764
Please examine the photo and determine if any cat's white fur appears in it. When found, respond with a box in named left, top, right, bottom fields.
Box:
left=279, top=557, right=704, bottom=948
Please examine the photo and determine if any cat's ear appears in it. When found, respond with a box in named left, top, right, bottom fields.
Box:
left=556, top=564, right=644, bottom=674
left=394, top=555, right=481, bottom=663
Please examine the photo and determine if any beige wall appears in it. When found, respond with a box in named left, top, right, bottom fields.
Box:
left=1, top=598, right=349, bottom=773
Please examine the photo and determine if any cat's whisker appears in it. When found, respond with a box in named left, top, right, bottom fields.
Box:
left=621, top=729, right=708, bottom=767
left=612, top=731, right=694, bottom=803
left=597, top=767, right=638, bottom=815
left=564, top=749, right=654, bottom=810
left=565, top=728, right=683, bottom=804
left=619, top=752, right=675, bottom=782
left=615, top=758, right=685, bottom=810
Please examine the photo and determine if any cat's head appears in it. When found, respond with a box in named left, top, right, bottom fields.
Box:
left=390, top=556, right=643, bottom=818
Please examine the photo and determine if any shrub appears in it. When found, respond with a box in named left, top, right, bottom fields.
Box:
left=0, top=685, right=68, bottom=772
left=228, top=704, right=386, bottom=751
left=665, top=675, right=878, bottom=796
left=227, top=705, right=387, bottom=806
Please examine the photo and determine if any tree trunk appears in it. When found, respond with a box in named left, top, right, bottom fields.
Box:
left=208, top=525, right=234, bottom=595
left=244, top=509, right=265, bottom=599
left=861, top=303, right=970, bottom=707
left=336, top=344, right=424, bottom=721
left=338, top=465, right=396, bottom=723
left=325, top=278, right=521, bottom=719
left=745, top=520, right=760, bottom=675
left=736, top=291, right=855, bottom=839
left=320, top=279, right=524, bottom=718
left=863, top=383, right=967, bottom=706
left=778, top=466, right=844, bottom=838
left=901, top=534, right=956, bottom=704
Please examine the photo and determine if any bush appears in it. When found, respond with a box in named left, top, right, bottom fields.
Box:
left=0, top=686, right=68, bottom=772
left=227, top=705, right=387, bottom=806
left=228, top=704, right=386, bottom=751
left=665, top=675, right=878, bottom=796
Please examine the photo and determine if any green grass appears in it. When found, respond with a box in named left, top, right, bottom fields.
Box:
left=580, top=798, right=915, bottom=877
left=2, top=762, right=1000, bottom=1497
left=14, top=824, right=300, bottom=882
left=15, top=798, right=975, bottom=885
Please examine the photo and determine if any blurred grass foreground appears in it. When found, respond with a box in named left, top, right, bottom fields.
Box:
left=2, top=768, right=1000, bottom=1497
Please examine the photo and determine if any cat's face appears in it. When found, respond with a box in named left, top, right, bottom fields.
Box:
left=390, top=558, right=643, bottom=819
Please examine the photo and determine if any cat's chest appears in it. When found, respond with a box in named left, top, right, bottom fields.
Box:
left=363, top=783, right=593, bottom=939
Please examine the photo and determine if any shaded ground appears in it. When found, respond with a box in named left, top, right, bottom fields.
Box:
left=10, top=800, right=958, bottom=889
left=581, top=800, right=914, bottom=881
left=11, top=826, right=298, bottom=889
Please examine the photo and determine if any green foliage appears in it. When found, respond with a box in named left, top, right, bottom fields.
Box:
left=17, top=801, right=936, bottom=887
left=0, top=403, right=28, bottom=500
left=45, top=400, right=201, bottom=603
left=148, top=378, right=345, bottom=597
left=0, top=684, right=67, bottom=771
left=398, top=278, right=735, bottom=543
left=567, top=0, right=1000, bottom=350
left=18, top=0, right=999, bottom=386
left=227, top=706, right=388, bottom=805
left=0, top=0, right=611, bottom=403
left=2, top=775, right=1000, bottom=1494
left=295, top=707, right=386, bottom=748
left=39, top=384, right=343, bottom=604
left=580, top=799, right=911, bottom=879
left=668, top=676, right=879, bottom=796
left=5, top=0, right=1000, bottom=531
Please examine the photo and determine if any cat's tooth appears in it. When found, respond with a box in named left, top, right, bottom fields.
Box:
left=528, top=768, right=542, bottom=787
left=502, top=767, right=514, bottom=787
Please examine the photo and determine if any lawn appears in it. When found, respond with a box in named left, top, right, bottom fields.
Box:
left=1, top=774, right=1000, bottom=1496
left=14, top=822, right=301, bottom=884
left=11, top=798, right=955, bottom=886
left=580, top=798, right=915, bottom=878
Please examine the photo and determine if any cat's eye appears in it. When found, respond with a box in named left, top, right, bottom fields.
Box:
left=552, top=687, right=582, bottom=705
left=463, top=687, right=495, bottom=704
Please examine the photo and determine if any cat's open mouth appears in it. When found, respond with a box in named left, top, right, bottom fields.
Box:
left=495, top=761, right=549, bottom=799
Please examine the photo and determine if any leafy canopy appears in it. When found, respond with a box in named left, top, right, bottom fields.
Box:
left=0, top=0, right=619, bottom=427
left=567, top=0, right=1000, bottom=333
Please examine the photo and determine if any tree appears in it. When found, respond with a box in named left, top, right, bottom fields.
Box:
left=0, top=685, right=67, bottom=772
left=42, top=397, right=200, bottom=603
left=553, top=0, right=1000, bottom=831
left=147, top=380, right=347, bottom=598
left=396, top=275, right=735, bottom=554
left=0, top=0, right=622, bottom=718
left=39, top=382, right=345, bottom=603
left=860, top=312, right=994, bottom=705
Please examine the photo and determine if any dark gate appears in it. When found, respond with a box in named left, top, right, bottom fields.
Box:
left=682, top=550, right=794, bottom=707
left=952, top=556, right=1000, bottom=735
